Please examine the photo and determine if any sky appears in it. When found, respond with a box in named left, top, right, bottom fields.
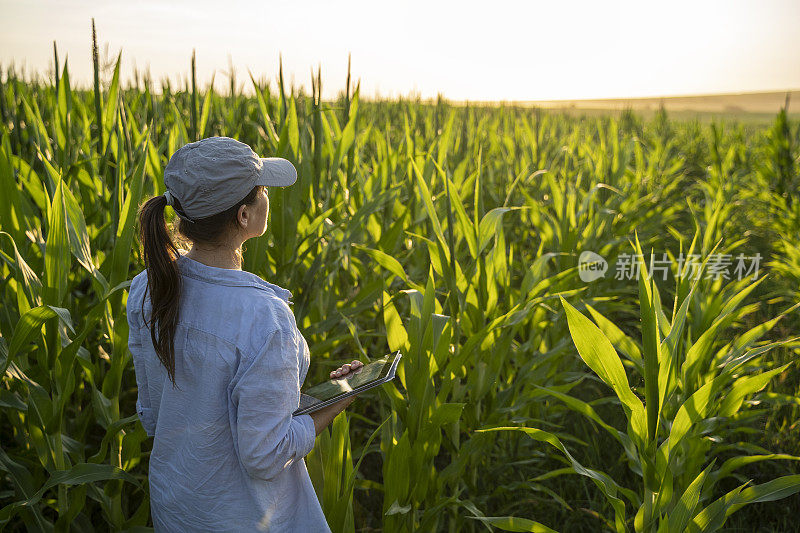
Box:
left=1, top=0, right=799, bottom=101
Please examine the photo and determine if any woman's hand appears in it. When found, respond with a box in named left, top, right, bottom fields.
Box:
left=330, top=360, right=363, bottom=379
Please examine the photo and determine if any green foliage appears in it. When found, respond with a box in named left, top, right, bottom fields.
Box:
left=0, top=48, right=798, bottom=533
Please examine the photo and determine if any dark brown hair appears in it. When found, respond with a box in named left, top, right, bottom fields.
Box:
left=136, top=185, right=265, bottom=387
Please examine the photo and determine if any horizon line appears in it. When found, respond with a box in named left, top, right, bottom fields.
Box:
left=1, top=59, right=798, bottom=105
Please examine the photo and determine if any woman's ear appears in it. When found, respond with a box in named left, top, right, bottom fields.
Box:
left=237, top=203, right=249, bottom=230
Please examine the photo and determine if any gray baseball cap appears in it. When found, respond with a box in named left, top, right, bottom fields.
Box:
left=162, top=136, right=297, bottom=222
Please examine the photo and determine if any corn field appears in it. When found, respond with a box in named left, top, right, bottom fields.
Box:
left=1, top=37, right=800, bottom=532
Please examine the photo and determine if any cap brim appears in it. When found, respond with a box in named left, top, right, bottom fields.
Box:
left=256, top=157, right=297, bottom=187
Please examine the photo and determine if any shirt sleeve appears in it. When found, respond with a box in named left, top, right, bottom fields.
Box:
left=231, top=324, right=317, bottom=481
left=126, top=277, right=157, bottom=437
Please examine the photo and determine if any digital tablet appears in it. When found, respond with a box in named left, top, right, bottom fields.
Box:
left=293, top=351, right=402, bottom=416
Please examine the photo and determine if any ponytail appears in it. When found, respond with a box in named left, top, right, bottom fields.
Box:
left=137, top=194, right=182, bottom=389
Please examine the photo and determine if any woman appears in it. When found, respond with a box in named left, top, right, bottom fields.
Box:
left=126, top=136, right=363, bottom=532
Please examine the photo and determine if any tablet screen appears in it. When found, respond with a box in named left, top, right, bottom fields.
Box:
left=302, top=354, right=395, bottom=402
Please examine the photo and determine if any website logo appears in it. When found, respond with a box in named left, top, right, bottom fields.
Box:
left=579, top=251, right=608, bottom=282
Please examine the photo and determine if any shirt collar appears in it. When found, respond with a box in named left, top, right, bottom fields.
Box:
left=176, top=251, right=293, bottom=303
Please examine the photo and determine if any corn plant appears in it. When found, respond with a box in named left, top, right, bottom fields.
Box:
left=2, top=34, right=800, bottom=532
left=478, top=229, right=800, bottom=532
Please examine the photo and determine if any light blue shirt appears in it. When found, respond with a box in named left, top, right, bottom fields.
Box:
left=126, top=252, right=331, bottom=532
